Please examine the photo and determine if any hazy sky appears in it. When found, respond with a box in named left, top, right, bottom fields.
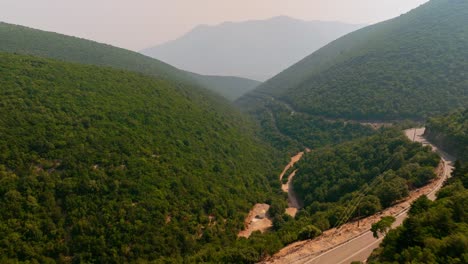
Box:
left=1, top=0, right=429, bottom=51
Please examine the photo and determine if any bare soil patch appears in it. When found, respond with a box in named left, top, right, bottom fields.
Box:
left=238, top=204, right=273, bottom=238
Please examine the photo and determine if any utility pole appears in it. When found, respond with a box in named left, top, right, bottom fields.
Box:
left=413, top=128, right=416, bottom=142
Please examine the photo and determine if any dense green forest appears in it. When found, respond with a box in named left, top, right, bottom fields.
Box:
left=293, top=130, right=440, bottom=222
left=239, top=0, right=468, bottom=119
left=0, top=53, right=283, bottom=262
left=369, top=162, right=468, bottom=264
left=2, top=1, right=465, bottom=262
left=369, top=110, right=468, bottom=264
left=239, top=94, right=374, bottom=152
left=425, top=109, right=468, bottom=160
left=0, top=52, right=441, bottom=263
left=0, top=22, right=258, bottom=101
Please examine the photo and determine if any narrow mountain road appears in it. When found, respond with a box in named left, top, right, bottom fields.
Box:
left=268, top=96, right=395, bottom=129
left=261, top=127, right=455, bottom=264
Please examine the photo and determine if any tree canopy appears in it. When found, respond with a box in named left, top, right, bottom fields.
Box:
left=369, top=111, right=468, bottom=264
left=0, top=53, right=283, bottom=262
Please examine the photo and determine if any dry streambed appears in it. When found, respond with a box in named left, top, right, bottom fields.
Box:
left=280, top=149, right=310, bottom=217
left=239, top=149, right=310, bottom=237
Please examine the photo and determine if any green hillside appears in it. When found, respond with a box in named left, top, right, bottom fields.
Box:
left=243, top=94, right=375, bottom=152
left=0, top=22, right=258, bottom=101
left=0, top=53, right=282, bottom=262
left=369, top=164, right=468, bottom=264
left=425, top=109, right=468, bottom=160
left=369, top=111, right=467, bottom=263
left=294, top=130, right=439, bottom=222
left=239, top=0, right=468, bottom=120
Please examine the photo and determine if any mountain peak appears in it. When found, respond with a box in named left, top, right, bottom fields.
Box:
left=141, top=18, right=364, bottom=81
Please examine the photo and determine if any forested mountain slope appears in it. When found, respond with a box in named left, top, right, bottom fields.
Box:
left=245, top=95, right=375, bottom=152
left=369, top=112, right=468, bottom=263
left=141, top=17, right=363, bottom=81
left=294, top=130, right=440, bottom=223
left=0, top=22, right=258, bottom=100
left=0, top=53, right=282, bottom=262
left=239, top=0, right=468, bottom=120
left=425, top=109, right=468, bottom=160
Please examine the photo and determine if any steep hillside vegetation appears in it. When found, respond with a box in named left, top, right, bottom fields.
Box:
left=369, top=111, right=467, bottom=263
left=294, top=130, right=439, bottom=223
left=245, top=95, right=374, bottom=152
left=240, top=0, right=468, bottom=120
left=425, top=109, right=467, bottom=160
left=142, top=17, right=363, bottom=81
left=0, top=53, right=282, bottom=262
left=369, top=161, right=468, bottom=264
left=0, top=22, right=257, bottom=100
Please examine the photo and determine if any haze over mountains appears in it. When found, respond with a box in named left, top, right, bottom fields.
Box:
left=0, top=0, right=467, bottom=263
left=141, top=16, right=364, bottom=81
left=0, top=22, right=258, bottom=101
left=238, top=0, right=468, bottom=120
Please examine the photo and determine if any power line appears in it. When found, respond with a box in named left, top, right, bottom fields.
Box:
left=331, top=154, right=398, bottom=232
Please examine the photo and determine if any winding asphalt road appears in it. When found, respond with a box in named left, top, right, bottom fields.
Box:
left=293, top=128, right=455, bottom=264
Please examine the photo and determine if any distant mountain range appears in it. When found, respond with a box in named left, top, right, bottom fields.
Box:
left=141, top=16, right=364, bottom=81
left=238, top=0, right=468, bottom=120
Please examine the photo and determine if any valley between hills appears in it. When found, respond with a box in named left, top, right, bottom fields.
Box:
left=0, top=0, right=467, bottom=263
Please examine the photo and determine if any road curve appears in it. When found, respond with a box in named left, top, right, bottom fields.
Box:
left=266, top=128, right=455, bottom=264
